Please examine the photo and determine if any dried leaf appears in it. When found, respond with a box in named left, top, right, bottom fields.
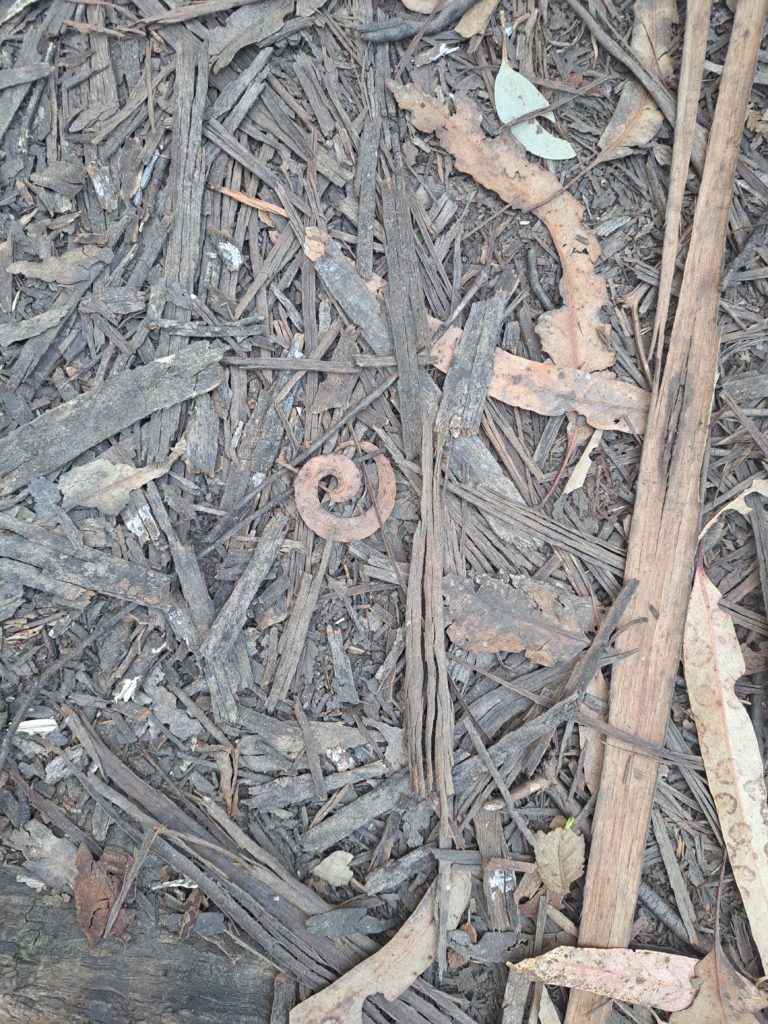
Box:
left=73, top=843, right=135, bottom=948
left=683, top=568, right=768, bottom=972
left=455, top=0, right=499, bottom=38
left=178, top=887, right=203, bottom=942
left=669, top=950, right=767, bottom=1023
left=533, top=828, right=585, bottom=893
left=563, top=429, right=603, bottom=494
left=311, top=851, right=354, bottom=887
left=495, top=40, right=576, bottom=160
left=290, top=868, right=472, bottom=1024
left=399, top=0, right=437, bottom=9
left=510, top=946, right=699, bottom=1011
left=597, top=0, right=676, bottom=163
left=390, top=82, right=610, bottom=371
left=700, top=477, right=768, bottom=538
left=60, top=442, right=185, bottom=515
left=8, top=245, right=110, bottom=284
left=431, top=335, right=648, bottom=432
left=445, top=574, right=594, bottom=666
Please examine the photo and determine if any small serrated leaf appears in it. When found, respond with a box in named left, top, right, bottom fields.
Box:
left=534, top=827, right=585, bottom=893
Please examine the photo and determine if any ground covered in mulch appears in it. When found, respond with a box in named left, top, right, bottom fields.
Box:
left=1, top=1, right=767, bottom=1022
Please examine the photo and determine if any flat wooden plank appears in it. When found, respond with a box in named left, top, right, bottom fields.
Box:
left=565, top=3, right=768, bottom=1019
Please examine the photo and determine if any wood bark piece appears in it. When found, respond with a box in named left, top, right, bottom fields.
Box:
left=565, top=3, right=768, bottom=1020
left=200, top=513, right=288, bottom=665
left=0, top=342, right=222, bottom=495
left=381, top=169, right=425, bottom=460
left=148, top=36, right=209, bottom=464
left=266, top=538, right=333, bottom=713
left=146, top=482, right=246, bottom=723
left=289, top=867, right=472, bottom=1024
left=300, top=769, right=412, bottom=853
left=435, top=292, right=506, bottom=437
left=0, top=515, right=170, bottom=609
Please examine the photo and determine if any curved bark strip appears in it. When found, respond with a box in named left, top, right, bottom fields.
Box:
left=294, top=443, right=396, bottom=542
left=389, top=81, right=611, bottom=373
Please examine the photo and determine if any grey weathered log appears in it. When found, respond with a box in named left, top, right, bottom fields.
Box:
left=0, top=877, right=274, bottom=1024
left=0, top=520, right=171, bottom=609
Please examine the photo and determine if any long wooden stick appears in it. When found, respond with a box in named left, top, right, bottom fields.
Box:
left=651, top=0, right=712, bottom=364
left=565, top=3, right=768, bottom=1021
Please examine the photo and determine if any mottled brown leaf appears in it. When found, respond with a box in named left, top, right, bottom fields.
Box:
left=669, top=950, right=767, bottom=1023
left=389, top=82, right=611, bottom=372
left=511, top=946, right=699, bottom=1011
left=431, top=333, right=648, bottom=433
left=683, top=568, right=768, bottom=972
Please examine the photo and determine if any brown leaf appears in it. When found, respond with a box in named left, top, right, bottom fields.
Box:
left=389, top=82, right=610, bottom=372
left=533, top=828, right=585, bottom=894
left=669, top=950, right=767, bottom=1023
left=290, top=868, right=472, bottom=1024
left=510, top=946, right=699, bottom=1011
left=444, top=574, right=594, bottom=666
left=73, top=843, right=135, bottom=948
left=431, top=333, right=648, bottom=433
left=597, top=0, right=676, bottom=163
left=683, top=568, right=768, bottom=972
left=60, top=441, right=185, bottom=515
left=455, top=0, right=499, bottom=37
